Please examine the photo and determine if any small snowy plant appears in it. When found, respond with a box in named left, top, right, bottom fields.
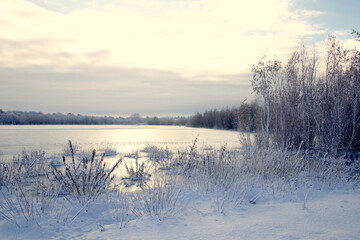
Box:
left=50, top=141, right=122, bottom=204
left=62, top=142, right=79, bottom=156
left=99, top=144, right=118, bottom=157
left=142, top=144, right=173, bottom=169
left=0, top=152, right=61, bottom=228
left=14, top=150, right=48, bottom=178
left=131, top=175, right=182, bottom=221
left=144, top=144, right=173, bottom=171
left=123, top=155, right=151, bottom=187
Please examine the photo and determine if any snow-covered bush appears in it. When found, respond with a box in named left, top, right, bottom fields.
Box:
left=0, top=161, right=16, bottom=188
left=170, top=139, right=199, bottom=173
left=0, top=161, right=61, bottom=228
left=131, top=175, right=182, bottom=220
left=14, top=150, right=48, bottom=178
left=0, top=150, right=49, bottom=188
left=99, top=144, right=118, bottom=157
left=0, top=183, right=41, bottom=227
left=62, top=142, right=79, bottom=156
left=144, top=144, right=173, bottom=170
left=50, top=141, right=122, bottom=204
left=123, top=155, right=151, bottom=188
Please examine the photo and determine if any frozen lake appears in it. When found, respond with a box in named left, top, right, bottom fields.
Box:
left=0, top=125, right=241, bottom=160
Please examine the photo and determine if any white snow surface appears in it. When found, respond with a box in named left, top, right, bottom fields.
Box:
left=1, top=189, right=360, bottom=240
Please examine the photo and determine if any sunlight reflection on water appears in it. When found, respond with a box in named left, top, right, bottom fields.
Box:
left=0, top=125, right=241, bottom=160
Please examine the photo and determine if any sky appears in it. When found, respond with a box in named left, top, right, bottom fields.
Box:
left=0, top=0, right=359, bottom=116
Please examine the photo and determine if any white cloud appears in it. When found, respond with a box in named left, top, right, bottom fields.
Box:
left=0, top=0, right=325, bottom=77
left=0, top=0, right=339, bottom=114
left=0, top=65, right=252, bottom=114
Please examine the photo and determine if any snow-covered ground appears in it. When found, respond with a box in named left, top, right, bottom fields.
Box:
left=1, top=189, right=359, bottom=240
left=109, top=190, right=360, bottom=240
left=1, top=144, right=359, bottom=240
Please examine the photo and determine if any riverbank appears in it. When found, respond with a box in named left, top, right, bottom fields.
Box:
left=0, top=143, right=359, bottom=239
left=1, top=188, right=359, bottom=239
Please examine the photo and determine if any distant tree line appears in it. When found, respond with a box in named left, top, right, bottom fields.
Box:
left=146, top=116, right=188, bottom=126
left=0, top=110, right=190, bottom=126
left=186, top=102, right=261, bottom=132
left=0, top=111, right=146, bottom=125
left=251, top=34, right=360, bottom=155
left=0, top=104, right=262, bottom=131
left=0, top=107, right=260, bottom=131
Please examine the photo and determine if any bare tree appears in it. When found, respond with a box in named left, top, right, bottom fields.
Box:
left=251, top=35, right=360, bottom=156
left=251, top=55, right=281, bottom=148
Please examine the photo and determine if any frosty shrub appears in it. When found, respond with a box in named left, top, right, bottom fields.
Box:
left=0, top=182, right=41, bottom=227
left=123, top=153, right=151, bottom=187
left=170, top=138, right=199, bottom=173
left=0, top=150, right=49, bottom=188
left=131, top=175, right=182, bottom=220
left=239, top=145, right=360, bottom=193
left=0, top=161, right=16, bottom=188
left=14, top=150, right=48, bottom=178
left=62, top=142, right=79, bottom=156
left=144, top=144, right=173, bottom=170
left=109, top=191, right=132, bottom=229
left=99, top=144, right=118, bottom=157
left=0, top=153, right=61, bottom=228
left=50, top=141, right=122, bottom=204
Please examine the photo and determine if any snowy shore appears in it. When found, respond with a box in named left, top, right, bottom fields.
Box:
left=1, top=189, right=359, bottom=240
left=1, top=144, right=359, bottom=240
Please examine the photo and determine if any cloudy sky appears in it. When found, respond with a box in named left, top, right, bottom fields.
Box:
left=0, top=0, right=359, bottom=116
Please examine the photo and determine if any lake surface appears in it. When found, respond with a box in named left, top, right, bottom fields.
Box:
left=0, top=125, right=241, bottom=160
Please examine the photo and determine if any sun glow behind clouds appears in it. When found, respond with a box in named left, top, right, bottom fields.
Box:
left=0, top=0, right=336, bottom=115
left=1, top=0, right=324, bottom=76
